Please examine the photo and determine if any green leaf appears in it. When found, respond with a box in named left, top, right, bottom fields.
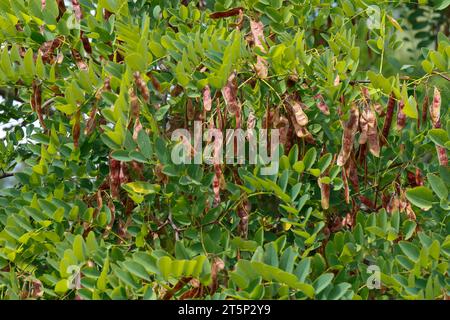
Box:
left=123, top=261, right=151, bottom=281
left=428, top=129, right=449, bottom=147
left=55, top=279, right=69, bottom=294
left=313, top=273, right=334, bottom=295
left=303, top=148, right=317, bottom=170
left=137, top=130, right=153, bottom=159
left=122, top=182, right=160, bottom=195
left=427, top=173, right=448, bottom=199
left=398, top=241, right=420, bottom=262
left=406, top=186, right=435, bottom=210
left=73, top=235, right=86, bottom=262
left=158, top=256, right=172, bottom=280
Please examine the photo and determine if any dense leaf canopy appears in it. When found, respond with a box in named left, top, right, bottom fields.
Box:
left=0, top=0, right=449, bottom=300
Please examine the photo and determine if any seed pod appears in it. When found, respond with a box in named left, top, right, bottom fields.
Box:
left=210, top=7, right=244, bottom=19
left=31, top=80, right=46, bottom=129
left=366, top=108, right=380, bottom=157
left=359, top=108, right=369, bottom=145
left=134, top=72, right=149, bottom=102
left=71, top=49, right=88, bottom=70
left=132, top=118, right=143, bottom=141
left=314, top=94, right=330, bottom=115
left=109, top=156, right=121, bottom=199
left=129, top=87, right=139, bottom=120
left=421, top=93, right=428, bottom=129
left=337, top=103, right=359, bottom=166
left=289, top=98, right=308, bottom=126
left=209, top=257, right=225, bottom=295
left=396, top=99, right=406, bottom=131
left=221, top=72, right=240, bottom=114
left=250, top=19, right=268, bottom=79
left=318, top=180, right=330, bottom=210
left=212, top=164, right=221, bottom=207
left=72, top=111, right=80, bottom=149
left=430, top=87, right=441, bottom=128
left=186, top=98, right=195, bottom=121
left=373, top=103, right=385, bottom=116
left=202, top=85, right=212, bottom=112
left=437, top=146, right=448, bottom=166
left=72, top=0, right=83, bottom=21
left=342, top=169, right=350, bottom=204
left=380, top=93, right=396, bottom=146
left=149, top=73, right=161, bottom=92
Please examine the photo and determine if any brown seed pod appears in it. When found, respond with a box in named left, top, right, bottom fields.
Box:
left=366, top=109, right=380, bottom=157
left=221, top=72, right=240, bottom=114
left=314, top=94, right=330, bottom=115
left=380, top=93, right=396, bottom=146
left=337, top=103, right=359, bottom=166
left=209, top=7, right=244, bottom=19
left=186, top=98, right=195, bottom=121
left=202, top=85, right=212, bottom=112
left=134, top=72, right=149, bottom=102
left=129, top=87, right=139, bottom=120
left=250, top=19, right=268, bottom=79
left=288, top=98, right=308, bottom=126
left=430, top=87, right=441, bottom=128
left=437, top=146, right=448, bottom=166
left=396, top=99, right=406, bottom=131
left=72, top=111, right=81, bottom=149
left=420, top=93, right=429, bottom=129
left=109, top=156, right=121, bottom=199
left=318, top=179, right=330, bottom=210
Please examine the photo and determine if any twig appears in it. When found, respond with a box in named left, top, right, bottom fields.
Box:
left=0, top=173, right=14, bottom=179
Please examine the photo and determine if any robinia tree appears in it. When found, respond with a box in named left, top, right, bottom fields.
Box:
left=0, top=0, right=449, bottom=300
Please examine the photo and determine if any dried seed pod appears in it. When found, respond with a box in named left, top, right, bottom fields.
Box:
left=132, top=118, right=143, bottom=141
left=237, top=197, right=250, bottom=238
left=72, top=0, right=83, bottom=21
left=170, top=85, right=183, bottom=97
left=186, top=98, right=195, bottom=121
left=134, top=72, right=149, bottom=102
left=366, top=108, right=380, bottom=157
left=148, top=73, right=161, bottom=92
left=337, top=103, right=359, bottom=166
left=72, top=111, right=80, bottom=149
left=314, top=94, right=330, bottom=115
left=359, top=108, right=369, bottom=145
left=373, top=103, right=385, bottom=116
left=318, top=180, right=330, bottom=210
left=380, top=93, right=396, bottom=146
left=289, top=98, right=308, bottom=126
left=71, top=49, right=88, bottom=70
left=209, top=7, right=244, bottom=19
left=397, top=99, right=406, bottom=131
left=421, top=93, right=429, bottom=129
left=209, top=257, right=225, bottom=295
left=430, top=87, right=441, bottom=128
left=109, top=156, right=121, bottom=199
left=250, top=19, right=268, bottom=78
left=437, top=146, right=448, bottom=166
left=212, top=164, right=221, bottom=207
left=129, top=87, right=139, bottom=120
left=31, top=80, right=46, bottom=129
left=221, top=72, right=240, bottom=114
left=202, top=85, right=212, bottom=112
left=38, top=36, right=64, bottom=63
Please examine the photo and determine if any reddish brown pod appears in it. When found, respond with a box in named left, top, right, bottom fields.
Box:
left=337, top=103, right=359, bottom=166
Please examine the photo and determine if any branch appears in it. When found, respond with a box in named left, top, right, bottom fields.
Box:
left=0, top=173, right=14, bottom=179
left=433, top=71, right=450, bottom=82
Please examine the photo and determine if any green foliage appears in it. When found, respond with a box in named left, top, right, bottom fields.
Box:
left=0, top=0, right=449, bottom=300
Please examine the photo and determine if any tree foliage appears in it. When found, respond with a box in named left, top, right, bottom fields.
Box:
left=0, top=0, right=449, bottom=300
